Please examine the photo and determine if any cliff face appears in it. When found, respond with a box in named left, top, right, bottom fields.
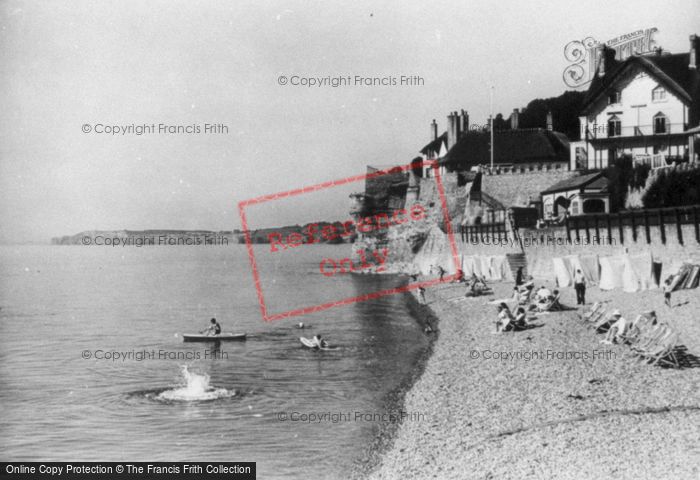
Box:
left=351, top=171, right=466, bottom=274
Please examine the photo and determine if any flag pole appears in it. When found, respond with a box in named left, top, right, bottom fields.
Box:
left=490, top=85, right=494, bottom=170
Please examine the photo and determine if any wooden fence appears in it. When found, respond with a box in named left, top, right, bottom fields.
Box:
left=565, top=205, right=700, bottom=245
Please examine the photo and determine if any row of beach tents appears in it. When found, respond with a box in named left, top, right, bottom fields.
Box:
left=552, top=252, right=700, bottom=293
left=413, top=227, right=699, bottom=292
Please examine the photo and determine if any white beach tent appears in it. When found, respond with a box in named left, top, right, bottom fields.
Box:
left=552, top=257, right=573, bottom=288
left=578, top=254, right=600, bottom=285
left=599, top=255, right=626, bottom=291
left=479, top=256, right=493, bottom=280
left=492, top=255, right=513, bottom=282
left=628, top=252, right=656, bottom=290
left=461, top=255, right=476, bottom=277
left=621, top=254, right=640, bottom=292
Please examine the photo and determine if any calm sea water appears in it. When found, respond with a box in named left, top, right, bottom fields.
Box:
left=0, top=245, right=428, bottom=479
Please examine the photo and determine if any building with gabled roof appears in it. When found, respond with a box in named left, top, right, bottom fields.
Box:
left=572, top=34, right=700, bottom=171
left=540, top=171, right=610, bottom=220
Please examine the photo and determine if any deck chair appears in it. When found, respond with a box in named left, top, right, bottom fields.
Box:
left=631, top=324, right=669, bottom=353
left=579, top=302, right=602, bottom=321
left=594, top=311, right=617, bottom=333
left=636, top=331, right=679, bottom=368
left=586, top=307, right=607, bottom=326
left=621, top=314, right=651, bottom=345
left=535, top=294, right=563, bottom=313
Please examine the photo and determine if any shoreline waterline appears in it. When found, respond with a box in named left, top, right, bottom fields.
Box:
left=352, top=286, right=440, bottom=478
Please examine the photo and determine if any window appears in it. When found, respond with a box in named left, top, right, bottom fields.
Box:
left=607, top=115, right=621, bottom=137
left=653, top=113, right=667, bottom=134
left=543, top=199, right=553, bottom=218
left=652, top=86, right=667, bottom=102
left=571, top=201, right=579, bottom=215
left=583, top=199, right=606, bottom=214
left=607, top=90, right=621, bottom=104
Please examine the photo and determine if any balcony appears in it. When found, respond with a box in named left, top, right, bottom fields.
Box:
left=632, top=153, right=688, bottom=170
left=584, top=123, right=687, bottom=140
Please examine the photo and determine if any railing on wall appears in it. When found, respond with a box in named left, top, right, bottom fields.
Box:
left=565, top=205, right=700, bottom=246
left=461, top=223, right=509, bottom=243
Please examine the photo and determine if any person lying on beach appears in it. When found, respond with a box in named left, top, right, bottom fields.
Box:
left=201, top=318, right=222, bottom=336
left=600, top=310, right=628, bottom=344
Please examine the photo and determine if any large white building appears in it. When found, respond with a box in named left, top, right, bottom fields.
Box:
left=571, top=34, right=700, bottom=170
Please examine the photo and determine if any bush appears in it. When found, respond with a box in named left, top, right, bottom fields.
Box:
left=642, top=168, right=700, bottom=208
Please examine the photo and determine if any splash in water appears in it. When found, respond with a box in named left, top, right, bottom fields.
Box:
left=156, top=366, right=235, bottom=402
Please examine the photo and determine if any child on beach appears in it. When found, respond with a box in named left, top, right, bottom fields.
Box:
left=495, top=303, right=514, bottom=333
left=437, top=265, right=446, bottom=281
left=663, top=278, right=673, bottom=307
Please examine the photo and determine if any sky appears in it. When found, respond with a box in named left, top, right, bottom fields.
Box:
left=0, top=0, right=698, bottom=242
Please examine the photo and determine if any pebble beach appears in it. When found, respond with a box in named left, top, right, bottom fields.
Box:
left=366, top=280, right=700, bottom=480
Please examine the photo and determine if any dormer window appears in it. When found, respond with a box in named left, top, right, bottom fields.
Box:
left=652, top=86, right=667, bottom=102
left=607, top=115, right=621, bottom=137
left=607, top=90, right=621, bottom=105
left=653, top=113, right=667, bottom=134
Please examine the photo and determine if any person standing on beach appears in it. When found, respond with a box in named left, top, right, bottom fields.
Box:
left=515, top=267, right=523, bottom=287
left=437, top=265, right=446, bottom=281
left=663, top=278, right=673, bottom=307
left=574, top=269, right=586, bottom=305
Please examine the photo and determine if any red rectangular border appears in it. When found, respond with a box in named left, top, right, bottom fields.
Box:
left=237, top=159, right=461, bottom=321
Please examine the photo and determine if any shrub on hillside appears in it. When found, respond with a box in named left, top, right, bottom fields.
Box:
left=642, top=168, right=700, bottom=208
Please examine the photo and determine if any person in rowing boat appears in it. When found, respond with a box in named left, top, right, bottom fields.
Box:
left=201, top=318, right=222, bottom=336
left=311, top=334, right=328, bottom=349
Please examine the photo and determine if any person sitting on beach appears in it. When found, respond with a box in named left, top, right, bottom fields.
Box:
left=513, top=306, right=529, bottom=329
left=536, top=286, right=551, bottom=302
left=518, top=284, right=534, bottom=306
left=311, top=334, right=328, bottom=349
left=601, top=310, right=628, bottom=344
left=495, top=303, right=514, bottom=333
left=452, top=269, right=465, bottom=283
left=201, top=318, right=222, bottom=336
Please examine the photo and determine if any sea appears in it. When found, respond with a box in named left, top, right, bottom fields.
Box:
left=0, top=244, right=430, bottom=479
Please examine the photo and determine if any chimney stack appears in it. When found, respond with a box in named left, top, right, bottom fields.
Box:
left=447, top=112, right=455, bottom=149
left=511, top=108, right=519, bottom=130
left=430, top=119, right=438, bottom=141
left=690, top=34, right=699, bottom=70
left=454, top=111, right=462, bottom=140
left=461, top=109, right=469, bottom=134
left=546, top=111, right=553, bottom=131
left=598, top=45, right=616, bottom=76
